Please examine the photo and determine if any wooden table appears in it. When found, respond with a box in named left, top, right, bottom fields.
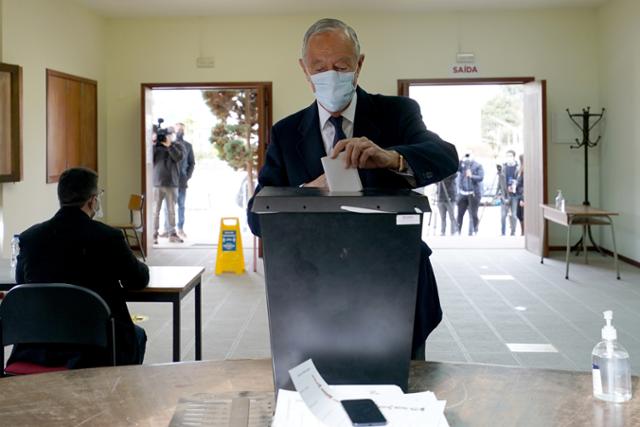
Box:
left=540, top=204, right=620, bottom=279
left=0, top=359, right=637, bottom=426
left=0, top=265, right=204, bottom=363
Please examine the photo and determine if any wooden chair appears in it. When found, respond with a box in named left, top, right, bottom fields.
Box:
left=0, top=283, right=116, bottom=376
left=110, top=194, right=146, bottom=261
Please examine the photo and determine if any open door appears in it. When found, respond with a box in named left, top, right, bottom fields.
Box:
left=139, top=82, right=272, bottom=267
left=523, top=80, right=548, bottom=256
left=140, top=85, right=153, bottom=257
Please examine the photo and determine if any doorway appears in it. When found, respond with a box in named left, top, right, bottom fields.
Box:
left=398, top=78, right=547, bottom=253
left=140, top=82, right=272, bottom=260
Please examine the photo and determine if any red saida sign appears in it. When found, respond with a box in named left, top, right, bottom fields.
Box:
left=452, top=65, right=479, bottom=74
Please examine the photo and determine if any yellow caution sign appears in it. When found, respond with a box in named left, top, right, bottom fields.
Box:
left=215, top=217, right=245, bottom=275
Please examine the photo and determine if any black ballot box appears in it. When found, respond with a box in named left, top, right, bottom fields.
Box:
left=251, top=186, right=431, bottom=392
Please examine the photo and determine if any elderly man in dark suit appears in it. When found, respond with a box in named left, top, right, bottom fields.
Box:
left=248, top=18, right=458, bottom=359
left=9, top=167, right=149, bottom=368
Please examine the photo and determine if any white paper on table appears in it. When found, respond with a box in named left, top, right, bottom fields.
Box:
left=288, top=359, right=352, bottom=427
left=272, top=388, right=448, bottom=427
left=272, top=389, right=326, bottom=427
left=331, top=384, right=404, bottom=399
left=283, top=359, right=448, bottom=427
left=321, top=152, right=363, bottom=193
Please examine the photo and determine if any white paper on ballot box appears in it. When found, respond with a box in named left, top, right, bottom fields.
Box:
left=272, top=359, right=449, bottom=427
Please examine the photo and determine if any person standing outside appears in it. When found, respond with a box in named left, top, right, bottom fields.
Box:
left=164, top=122, right=195, bottom=239
left=456, top=151, right=484, bottom=235
left=247, top=18, right=458, bottom=359
left=497, top=149, right=519, bottom=236
left=436, top=173, right=458, bottom=236
left=152, top=122, right=184, bottom=244
left=516, top=153, right=525, bottom=235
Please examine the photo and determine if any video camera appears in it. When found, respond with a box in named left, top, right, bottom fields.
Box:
left=155, top=118, right=171, bottom=144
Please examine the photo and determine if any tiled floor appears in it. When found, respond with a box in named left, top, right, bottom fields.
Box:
left=136, top=247, right=640, bottom=375
left=427, top=249, right=640, bottom=373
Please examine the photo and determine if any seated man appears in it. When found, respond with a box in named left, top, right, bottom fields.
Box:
left=9, top=167, right=149, bottom=368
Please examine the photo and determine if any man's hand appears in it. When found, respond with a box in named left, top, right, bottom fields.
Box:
left=465, top=169, right=472, bottom=178
left=303, top=174, right=328, bottom=188
left=331, top=137, right=398, bottom=169
left=161, top=139, right=172, bottom=147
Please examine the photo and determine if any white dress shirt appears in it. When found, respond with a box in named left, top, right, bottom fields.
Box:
left=314, top=92, right=415, bottom=183
left=317, top=92, right=357, bottom=155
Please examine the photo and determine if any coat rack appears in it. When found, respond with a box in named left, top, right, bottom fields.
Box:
left=567, top=106, right=605, bottom=206
left=566, top=106, right=605, bottom=254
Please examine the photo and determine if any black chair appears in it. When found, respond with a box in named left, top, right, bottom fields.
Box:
left=0, top=283, right=116, bottom=376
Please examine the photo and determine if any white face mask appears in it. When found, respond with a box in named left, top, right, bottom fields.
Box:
left=93, top=192, right=103, bottom=219
left=310, top=70, right=356, bottom=113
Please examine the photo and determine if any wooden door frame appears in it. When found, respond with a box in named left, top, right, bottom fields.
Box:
left=0, top=63, right=22, bottom=183
left=139, top=82, right=273, bottom=255
left=397, top=77, right=548, bottom=254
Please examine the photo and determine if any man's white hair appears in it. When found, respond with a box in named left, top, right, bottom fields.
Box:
left=301, top=18, right=361, bottom=60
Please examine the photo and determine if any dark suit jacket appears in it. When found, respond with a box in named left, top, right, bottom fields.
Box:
left=247, top=87, right=458, bottom=350
left=177, top=139, right=195, bottom=188
left=153, top=141, right=184, bottom=187
left=458, top=159, right=484, bottom=200
left=9, top=207, right=149, bottom=368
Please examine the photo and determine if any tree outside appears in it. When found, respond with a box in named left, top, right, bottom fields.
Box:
left=481, top=86, right=523, bottom=156
left=202, top=89, right=259, bottom=202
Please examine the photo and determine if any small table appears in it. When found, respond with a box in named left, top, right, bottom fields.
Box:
left=127, top=266, right=204, bottom=362
left=0, top=359, right=637, bottom=426
left=540, top=204, right=620, bottom=279
left=0, top=264, right=204, bottom=362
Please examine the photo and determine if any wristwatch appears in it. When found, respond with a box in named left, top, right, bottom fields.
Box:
left=397, top=153, right=407, bottom=173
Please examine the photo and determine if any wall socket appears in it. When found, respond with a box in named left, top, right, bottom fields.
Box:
left=196, top=56, right=215, bottom=68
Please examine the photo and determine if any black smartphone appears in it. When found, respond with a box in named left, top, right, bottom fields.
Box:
left=340, top=399, right=387, bottom=426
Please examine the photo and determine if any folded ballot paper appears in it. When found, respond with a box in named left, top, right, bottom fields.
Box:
left=320, top=152, right=363, bottom=193
left=272, top=359, right=448, bottom=427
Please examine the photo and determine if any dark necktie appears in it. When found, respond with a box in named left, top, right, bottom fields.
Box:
left=328, top=116, right=346, bottom=147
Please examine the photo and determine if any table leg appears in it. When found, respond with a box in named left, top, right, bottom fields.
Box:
left=195, top=280, right=202, bottom=361
left=608, top=216, right=621, bottom=280
left=540, top=210, right=545, bottom=264
left=565, top=218, right=572, bottom=279
left=173, top=295, right=181, bottom=362
left=583, top=225, right=588, bottom=265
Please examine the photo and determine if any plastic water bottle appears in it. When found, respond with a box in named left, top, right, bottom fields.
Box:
left=592, top=310, right=632, bottom=402
left=555, top=190, right=565, bottom=211
left=10, top=234, right=20, bottom=275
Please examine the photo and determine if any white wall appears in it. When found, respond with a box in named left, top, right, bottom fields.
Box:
left=0, top=0, right=106, bottom=257
left=104, top=10, right=601, bottom=244
left=598, top=0, right=640, bottom=261
left=0, top=6, right=607, bottom=256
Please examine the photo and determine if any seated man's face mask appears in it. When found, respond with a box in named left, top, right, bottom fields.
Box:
left=92, top=191, right=104, bottom=219
left=310, top=70, right=356, bottom=113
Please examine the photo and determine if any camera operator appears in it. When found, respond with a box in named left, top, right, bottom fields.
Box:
left=456, top=151, right=484, bottom=236
left=152, top=119, right=184, bottom=244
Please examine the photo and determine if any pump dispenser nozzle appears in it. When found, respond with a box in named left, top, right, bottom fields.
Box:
left=602, top=310, right=617, bottom=341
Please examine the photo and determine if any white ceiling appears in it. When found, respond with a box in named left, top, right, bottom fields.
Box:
left=77, top=0, right=609, bottom=18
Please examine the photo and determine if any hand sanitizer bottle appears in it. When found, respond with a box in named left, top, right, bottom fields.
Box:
left=592, top=310, right=632, bottom=402
left=555, top=190, right=565, bottom=211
